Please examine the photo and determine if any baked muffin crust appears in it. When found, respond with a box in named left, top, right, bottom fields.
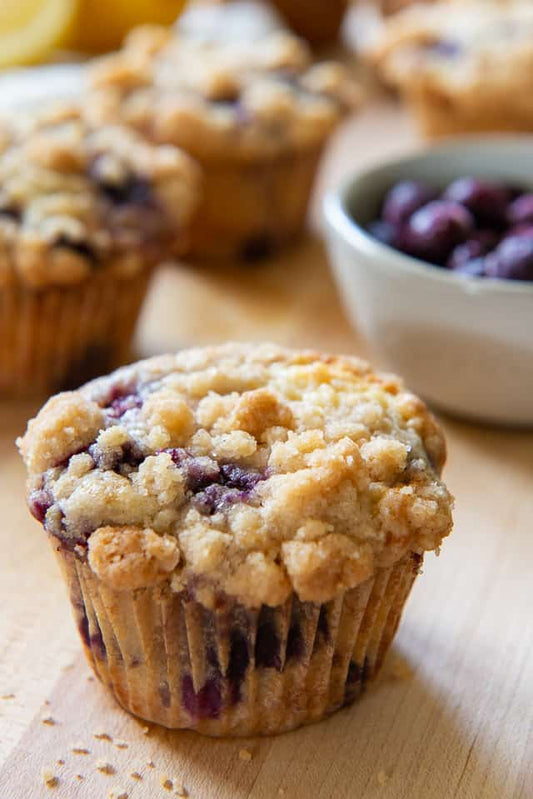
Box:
left=0, top=106, right=199, bottom=289
left=19, top=344, right=453, bottom=607
left=89, top=27, right=360, bottom=160
left=373, top=0, right=533, bottom=107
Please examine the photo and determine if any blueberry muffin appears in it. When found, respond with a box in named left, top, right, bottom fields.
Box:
left=88, top=27, right=359, bottom=259
left=372, top=0, right=533, bottom=137
left=18, top=343, right=453, bottom=735
left=0, top=106, right=199, bottom=396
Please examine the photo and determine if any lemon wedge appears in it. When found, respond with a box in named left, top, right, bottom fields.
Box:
left=0, top=0, right=78, bottom=68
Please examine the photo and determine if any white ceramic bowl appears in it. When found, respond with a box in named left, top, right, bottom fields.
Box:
left=323, top=138, right=533, bottom=426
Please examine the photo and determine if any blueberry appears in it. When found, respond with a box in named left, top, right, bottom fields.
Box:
left=443, top=177, right=509, bottom=227
left=403, top=201, right=474, bottom=265
left=286, top=623, right=304, bottom=662
left=219, top=464, right=263, bottom=492
left=28, top=488, right=53, bottom=524
left=425, top=38, right=461, bottom=58
left=226, top=630, right=250, bottom=704
left=485, top=235, right=533, bottom=281
left=382, top=180, right=437, bottom=226
left=107, top=392, right=142, bottom=418
left=366, top=220, right=398, bottom=248
left=508, top=193, right=533, bottom=227
left=255, top=610, right=281, bottom=671
left=181, top=675, right=222, bottom=719
left=452, top=258, right=487, bottom=278
left=447, top=231, right=497, bottom=270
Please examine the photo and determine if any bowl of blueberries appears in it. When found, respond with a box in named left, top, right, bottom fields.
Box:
left=323, top=138, right=533, bottom=426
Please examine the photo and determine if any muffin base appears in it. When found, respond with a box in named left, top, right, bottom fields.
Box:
left=0, top=270, right=152, bottom=397
left=406, top=88, right=533, bottom=138
left=53, top=540, right=421, bottom=737
left=189, top=147, right=323, bottom=261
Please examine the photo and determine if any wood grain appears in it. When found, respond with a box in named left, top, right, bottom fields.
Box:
left=1, top=99, right=532, bottom=799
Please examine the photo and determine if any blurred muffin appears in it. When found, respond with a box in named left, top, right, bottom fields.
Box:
left=0, top=106, right=199, bottom=396
left=18, top=343, right=453, bottom=735
left=268, top=0, right=349, bottom=45
left=372, top=0, right=533, bottom=137
left=88, top=26, right=359, bottom=260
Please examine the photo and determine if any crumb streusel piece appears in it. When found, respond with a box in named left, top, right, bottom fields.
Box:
left=19, top=343, right=452, bottom=607
left=0, top=106, right=199, bottom=289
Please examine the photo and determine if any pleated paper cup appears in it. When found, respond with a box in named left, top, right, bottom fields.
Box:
left=0, top=269, right=152, bottom=398
left=188, top=146, right=324, bottom=260
left=52, top=537, right=421, bottom=737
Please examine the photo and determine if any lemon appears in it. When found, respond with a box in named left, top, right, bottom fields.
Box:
left=70, top=0, right=188, bottom=53
left=0, top=0, right=78, bottom=68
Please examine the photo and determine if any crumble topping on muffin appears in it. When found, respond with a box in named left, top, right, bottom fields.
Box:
left=0, top=106, right=199, bottom=289
left=18, top=344, right=453, bottom=606
left=373, top=0, right=533, bottom=101
left=88, top=27, right=360, bottom=159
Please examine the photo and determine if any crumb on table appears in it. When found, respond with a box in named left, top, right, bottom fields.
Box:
left=94, top=731, right=113, bottom=741
left=96, top=760, right=116, bottom=775
left=42, top=716, right=56, bottom=726
left=239, top=748, right=253, bottom=762
left=41, top=768, right=59, bottom=789
left=377, top=770, right=390, bottom=786
left=71, top=745, right=90, bottom=755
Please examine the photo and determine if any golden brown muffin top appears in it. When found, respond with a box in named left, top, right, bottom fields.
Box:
left=18, top=344, right=453, bottom=607
left=88, top=26, right=360, bottom=160
left=373, top=0, right=533, bottom=101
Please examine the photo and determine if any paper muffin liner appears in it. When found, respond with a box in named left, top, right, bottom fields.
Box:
left=0, top=269, right=152, bottom=397
left=52, top=538, right=421, bottom=737
left=189, top=146, right=323, bottom=260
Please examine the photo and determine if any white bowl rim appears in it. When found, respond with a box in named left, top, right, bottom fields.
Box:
left=323, top=136, right=533, bottom=297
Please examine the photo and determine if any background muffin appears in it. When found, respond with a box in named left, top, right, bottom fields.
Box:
left=88, top=26, right=360, bottom=260
left=371, top=0, right=533, bottom=137
left=0, top=106, right=199, bottom=396
left=18, top=343, right=453, bottom=735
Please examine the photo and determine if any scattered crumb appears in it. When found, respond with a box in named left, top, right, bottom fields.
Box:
left=87, top=675, right=95, bottom=682
left=41, top=768, right=59, bottom=789
left=239, top=748, right=253, bottom=762
left=75, top=774, right=84, bottom=781
left=109, top=790, right=128, bottom=799
left=147, top=760, right=155, bottom=769
left=62, top=663, right=75, bottom=671
left=174, top=785, right=188, bottom=797
left=71, top=745, right=90, bottom=755
left=1, top=694, right=15, bottom=700
left=44, top=699, right=51, bottom=706
left=42, top=716, right=56, bottom=726
left=141, top=726, right=151, bottom=735
left=94, top=731, right=113, bottom=741
left=389, top=658, right=413, bottom=682
left=115, top=739, right=129, bottom=749
left=56, top=760, right=65, bottom=767
left=161, top=776, right=174, bottom=790
left=130, top=771, right=143, bottom=781
left=377, top=770, right=390, bottom=786
left=96, top=760, right=116, bottom=775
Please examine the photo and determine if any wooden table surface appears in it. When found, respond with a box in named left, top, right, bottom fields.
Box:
left=1, top=99, right=532, bottom=799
